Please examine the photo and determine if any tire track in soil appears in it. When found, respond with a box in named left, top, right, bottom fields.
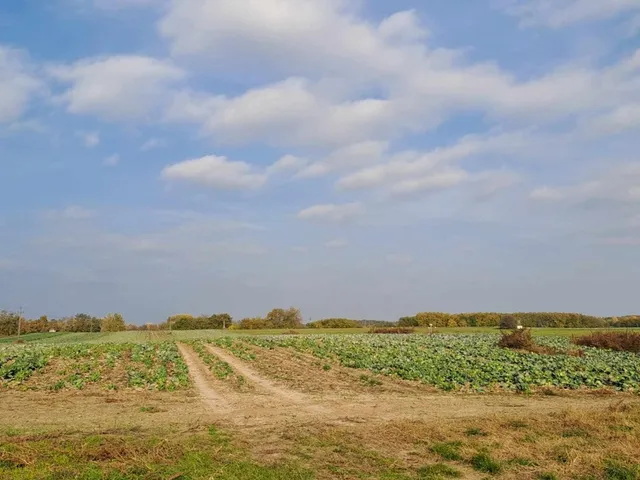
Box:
left=205, top=345, right=327, bottom=412
left=176, top=343, right=228, bottom=411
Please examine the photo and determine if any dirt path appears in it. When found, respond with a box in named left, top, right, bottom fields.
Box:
left=176, top=343, right=228, bottom=411
left=205, top=345, right=316, bottom=406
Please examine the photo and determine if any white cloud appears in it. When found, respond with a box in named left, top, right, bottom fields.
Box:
left=297, top=202, right=365, bottom=222
left=337, top=132, right=529, bottom=192
left=162, top=155, right=267, bottom=190
left=78, top=131, right=100, bottom=147
left=531, top=163, right=640, bottom=204
left=0, top=45, right=41, bottom=124
left=103, top=154, right=120, bottom=167
left=45, top=206, right=94, bottom=221
left=49, top=55, right=185, bottom=121
left=502, top=0, right=640, bottom=27
left=584, top=103, right=640, bottom=135
left=325, top=238, right=348, bottom=248
left=140, top=138, right=165, bottom=151
left=297, top=141, right=388, bottom=178
left=158, top=0, right=640, bottom=161
left=389, top=168, right=470, bottom=196
left=267, top=154, right=307, bottom=174
left=165, top=79, right=403, bottom=148
left=160, top=0, right=428, bottom=79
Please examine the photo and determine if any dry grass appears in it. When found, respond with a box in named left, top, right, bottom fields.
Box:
left=574, top=331, right=640, bottom=353
left=263, top=400, right=640, bottom=479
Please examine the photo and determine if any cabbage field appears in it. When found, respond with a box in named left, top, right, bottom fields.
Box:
left=231, top=334, right=640, bottom=392
left=3, top=333, right=640, bottom=393
left=0, top=342, right=189, bottom=391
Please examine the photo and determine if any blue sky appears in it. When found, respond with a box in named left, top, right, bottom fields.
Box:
left=1, top=0, right=639, bottom=323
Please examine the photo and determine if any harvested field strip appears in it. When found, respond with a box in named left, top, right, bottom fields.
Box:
left=188, top=341, right=252, bottom=392
left=235, top=344, right=429, bottom=396
left=206, top=345, right=310, bottom=405
left=176, top=343, right=228, bottom=410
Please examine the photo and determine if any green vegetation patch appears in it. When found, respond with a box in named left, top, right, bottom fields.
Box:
left=236, top=333, right=640, bottom=392
left=0, top=427, right=312, bottom=480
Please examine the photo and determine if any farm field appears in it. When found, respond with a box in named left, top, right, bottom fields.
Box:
left=1, top=332, right=639, bottom=479
left=3, top=326, right=639, bottom=345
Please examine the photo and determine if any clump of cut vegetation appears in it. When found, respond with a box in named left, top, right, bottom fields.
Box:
left=368, top=327, right=415, bottom=334
left=498, top=328, right=536, bottom=350
left=573, top=331, right=640, bottom=354
left=498, top=328, right=582, bottom=356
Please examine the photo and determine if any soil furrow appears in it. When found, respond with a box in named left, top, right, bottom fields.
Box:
left=176, top=343, right=228, bottom=411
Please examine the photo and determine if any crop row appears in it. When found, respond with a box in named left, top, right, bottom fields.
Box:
left=0, top=343, right=190, bottom=391
left=236, top=334, right=640, bottom=392
left=188, top=341, right=249, bottom=391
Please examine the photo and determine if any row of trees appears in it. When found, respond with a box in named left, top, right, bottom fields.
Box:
left=166, top=313, right=232, bottom=330
left=234, top=308, right=303, bottom=330
left=3, top=308, right=637, bottom=336
left=0, top=311, right=126, bottom=336
left=306, top=318, right=362, bottom=328
left=609, top=316, right=640, bottom=328
left=398, top=312, right=608, bottom=328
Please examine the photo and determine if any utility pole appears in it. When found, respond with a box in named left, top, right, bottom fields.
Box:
left=17, top=306, right=23, bottom=337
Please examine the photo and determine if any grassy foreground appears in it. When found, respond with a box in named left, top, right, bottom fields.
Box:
left=0, top=425, right=311, bottom=480
left=2, top=401, right=639, bottom=479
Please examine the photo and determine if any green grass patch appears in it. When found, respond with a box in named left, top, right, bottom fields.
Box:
left=604, top=459, right=640, bottom=480
left=537, top=473, right=559, bottom=480
left=0, top=427, right=311, bottom=480
left=430, top=442, right=462, bottom=461
left=470, top=452, right=502, bottom=474
left=418, top=463, right=462, bottom=479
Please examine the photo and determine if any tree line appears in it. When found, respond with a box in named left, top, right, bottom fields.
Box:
left=0, top=311, right=126, bottom=336
left=398, top=312, right=614, bottom=328
left=2, top=307, right=637, bottom=337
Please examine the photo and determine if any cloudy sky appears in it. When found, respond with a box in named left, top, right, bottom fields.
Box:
left=1, top=0, right=639, bottom=323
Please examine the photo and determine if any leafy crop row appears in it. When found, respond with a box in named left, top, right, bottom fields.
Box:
left=0, top=342, right=190, bottom=391
left=236, top=334, right=640, bottom=392
left=208, top=337, right=256, bottom=361
left=188, top=341, right=249, bottom=390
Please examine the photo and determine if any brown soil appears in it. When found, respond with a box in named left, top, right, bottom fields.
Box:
left=206, top=345, right=311, bottom=404
left=176, top=343, right=228, bottom=411
left=239, top=344, right=436, bottom=396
